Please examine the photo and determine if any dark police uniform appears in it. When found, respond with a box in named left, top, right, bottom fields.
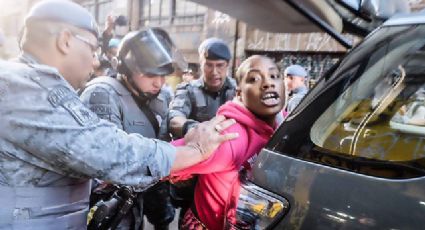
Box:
left=168, top=37, right=236, bottom=137
left=169, top=77, right=236, bottom=130
left=80, top=76, right=175, bottom=229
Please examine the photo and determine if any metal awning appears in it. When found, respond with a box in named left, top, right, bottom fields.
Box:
left=189, top=0, right=343, bottom=33
left=190, top=0, right=354, bottom=47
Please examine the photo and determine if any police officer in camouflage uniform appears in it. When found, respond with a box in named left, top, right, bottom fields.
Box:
left=80, top=28, right=179, bottom=230
left=0, top=1, right=237, bottom=229
left=168, top=38, right=236, bottom=138
left=167, top=38, right=236, bottom=226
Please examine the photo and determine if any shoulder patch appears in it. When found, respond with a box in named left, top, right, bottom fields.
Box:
left=48, top=85, right=75, bottom=107
left=90, top=104, right=111, bottom=115
left=89, top=91, right=110, bottom=104
left=63, top=98, right=99, bottom=126
left=48, top=85, right=99, bottom=126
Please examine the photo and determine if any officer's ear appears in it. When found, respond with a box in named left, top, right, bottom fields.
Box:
left=56, top=29, right=72, bottom=55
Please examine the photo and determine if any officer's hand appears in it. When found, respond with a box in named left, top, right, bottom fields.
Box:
left=184, top=115, right=238, bottom=160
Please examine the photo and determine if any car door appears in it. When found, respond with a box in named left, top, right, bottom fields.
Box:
left=252, top=23, right=425, bottom=229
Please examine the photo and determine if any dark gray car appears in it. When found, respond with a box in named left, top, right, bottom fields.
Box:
left=191, top=0, right=425, bottom=229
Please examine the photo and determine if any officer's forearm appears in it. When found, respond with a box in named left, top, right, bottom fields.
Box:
left=171, top=146, right=204, bottom=172
left=169, top=116, right=187, bottom=137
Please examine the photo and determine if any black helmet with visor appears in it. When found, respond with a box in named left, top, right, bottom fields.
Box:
left=117, top=27, right=187, bottom=77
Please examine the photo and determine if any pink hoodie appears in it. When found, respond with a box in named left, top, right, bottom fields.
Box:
left=171, top=101, right=276, bottom=230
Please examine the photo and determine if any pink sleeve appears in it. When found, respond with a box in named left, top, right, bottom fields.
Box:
left=171, top=138, right=185, bottom=146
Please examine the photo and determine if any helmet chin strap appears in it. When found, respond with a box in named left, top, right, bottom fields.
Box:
left=123, top=75, right=159, bottom=104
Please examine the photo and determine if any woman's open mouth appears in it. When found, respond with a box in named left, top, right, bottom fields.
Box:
left=261, top=92, right=280, bottom=107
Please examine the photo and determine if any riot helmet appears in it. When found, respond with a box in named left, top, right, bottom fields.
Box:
left=117, top=28, right=187, bottom=77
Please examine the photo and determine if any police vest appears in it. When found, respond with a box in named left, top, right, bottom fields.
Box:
left=187, top=78, right=236, bottom=122
left=85, top=77, right=168, bottom=138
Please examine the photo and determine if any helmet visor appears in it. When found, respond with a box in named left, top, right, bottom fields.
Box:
left=123, top=28, right=187, bottom=76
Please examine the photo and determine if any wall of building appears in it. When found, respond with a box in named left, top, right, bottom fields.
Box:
left=1, top=0, right=425, bottom=62
left=0, top=0, right=41, bottom=59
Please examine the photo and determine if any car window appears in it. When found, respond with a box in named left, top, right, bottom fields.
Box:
left=267, top=25, right=425, bottom=179
left=310, top=28, right=425, bottom=162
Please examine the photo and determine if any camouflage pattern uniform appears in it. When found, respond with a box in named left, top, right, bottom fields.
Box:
left=80, top=76, right=175, bottom=229
left=168, top=77, right=236, bottom=134
left=0, top=54, right=175, bottom=229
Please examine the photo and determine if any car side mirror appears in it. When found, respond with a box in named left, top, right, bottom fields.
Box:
left=333, top=0, right=410, bottom=37
left=360, top=0, right=410, bottom=20
left=338, top=0, right=410, bottom=20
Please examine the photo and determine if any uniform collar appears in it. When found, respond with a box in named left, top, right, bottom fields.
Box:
left=17, top=52, right=41, bottom=65
left=292, top=85, right=308, bottom=94
left=17, top=52, right=76, bottom=92
left=198, top=76, right=233, bottom=93
left=18, top=52, right=62, bottom=76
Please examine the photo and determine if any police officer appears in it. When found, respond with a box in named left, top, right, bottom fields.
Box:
left=284, top=64, right=309, bottom=113
left=80, top=28, right=179, bottom=230
left=0, top=1, right=237, bottom=229
left=168, top=38, right=236, bottom=138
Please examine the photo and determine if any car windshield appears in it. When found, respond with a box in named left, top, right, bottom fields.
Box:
left=310, top=24, right=425, bottom=162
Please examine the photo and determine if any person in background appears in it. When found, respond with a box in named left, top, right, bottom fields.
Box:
left=162, top=82, right=175, bottom=98
left=168, top=37, right=236, bottom=139
left=101, top=14, right=128, bottom=54
left=171, top=55, right=287, bottom=230
left=284, top=64, right=309, bottom=113
left=182, top=69, right=195, bottom=83
left=88, top=53, right=112, bottom=81
left=105, top=38, right=120, bottom=61
left=94, top=56, right=113, bottom=78
left=81, top=28, right=180, bottom=229
left=0, top=1, right=237, bottom=228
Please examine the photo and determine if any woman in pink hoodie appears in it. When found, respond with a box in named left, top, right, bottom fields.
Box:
left=171, top=55, right=286, bottom=230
